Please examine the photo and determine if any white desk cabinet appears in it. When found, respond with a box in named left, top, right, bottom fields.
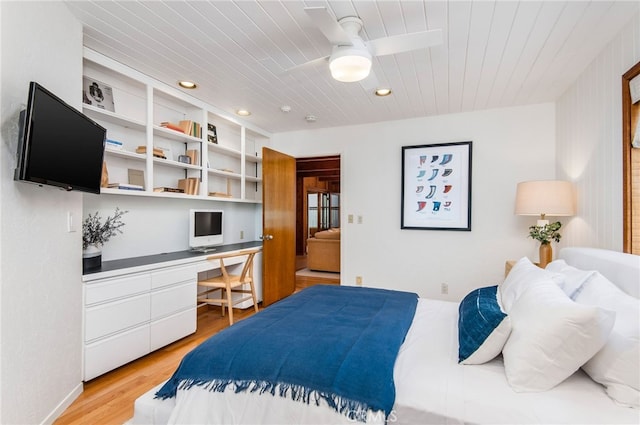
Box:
left=82, top=242, right=262, bottom=381
left=83, top=264, right=197, bottom=381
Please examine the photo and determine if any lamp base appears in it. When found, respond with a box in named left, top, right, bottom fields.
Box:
left=539, top=243, right=552, bottom=268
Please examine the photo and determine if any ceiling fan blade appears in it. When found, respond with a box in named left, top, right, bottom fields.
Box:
left=283, top=55, right=329, bottom=74
left=304, top=6, right=353, bottom=46
left=368, top=29, right=443, bottom=57
left=359, top=70, right=380, bottom=92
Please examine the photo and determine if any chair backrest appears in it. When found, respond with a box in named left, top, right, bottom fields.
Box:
left=207, top=248, right=260, bottom=282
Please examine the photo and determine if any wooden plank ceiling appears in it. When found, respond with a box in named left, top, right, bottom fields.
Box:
left=64, top=0, right=639, bottom=134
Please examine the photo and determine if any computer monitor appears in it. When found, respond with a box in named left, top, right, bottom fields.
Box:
left=189, top=209, right=223, bottom=251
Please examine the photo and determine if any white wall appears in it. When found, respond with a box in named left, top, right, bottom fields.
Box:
left=0, top=2, right=84, bottom=424
left=556, top=11, right=640, bottom=251
left=272, top=103, right=555, bottom=301
left=84, top=195, right=261, bottom=261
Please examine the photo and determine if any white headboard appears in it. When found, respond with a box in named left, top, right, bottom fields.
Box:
left=559, top=247, right=640, bottom=299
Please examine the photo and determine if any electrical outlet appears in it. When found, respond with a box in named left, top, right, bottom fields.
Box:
left=357, top=215, right=363, bottom=224
left=348, top=214, right=354, bottom=224
left=441, top=282, right=449, bottom=295
left=356, top=276, right=363, bottom=286
left=240, top=230, right=244, bottom=239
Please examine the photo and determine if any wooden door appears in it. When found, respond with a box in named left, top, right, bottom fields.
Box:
left=623, top=61, right=640, bottom=254
left=262, top=147, right=296, bottom=306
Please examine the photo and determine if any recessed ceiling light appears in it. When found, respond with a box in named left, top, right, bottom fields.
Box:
left=375, top=88, right=392, bottom=97
left=178, top=80, right=197, bottom=89
left=236, top=109, right=251, bottom=116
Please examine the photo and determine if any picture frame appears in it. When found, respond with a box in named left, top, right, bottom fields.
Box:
left=207, top=124, right=218, bottom=144
left=82, top=77, right=115, bottom=112
left=401, top=141, right=472, bottom=231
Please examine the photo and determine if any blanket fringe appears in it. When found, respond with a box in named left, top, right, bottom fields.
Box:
left=173, top=379, right=374, bottom=423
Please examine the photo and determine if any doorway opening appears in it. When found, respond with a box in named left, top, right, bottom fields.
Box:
left=294, top=155, right=341, bottom=289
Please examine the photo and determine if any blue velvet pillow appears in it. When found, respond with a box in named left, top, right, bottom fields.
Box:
left=458, top=285, right=511, bottom=364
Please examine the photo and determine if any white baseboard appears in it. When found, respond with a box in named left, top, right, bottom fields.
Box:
left=41, top=382, right=83, bottom=425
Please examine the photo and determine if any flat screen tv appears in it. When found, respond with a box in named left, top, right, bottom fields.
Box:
left=14, top=81, right=106, bottom=194
left=189, top=209, right=224, bottom=252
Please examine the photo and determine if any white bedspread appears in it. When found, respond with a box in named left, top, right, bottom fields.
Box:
left=393, top=299, right=640, bottom=424
left=133, top=298, right=639, bottom=424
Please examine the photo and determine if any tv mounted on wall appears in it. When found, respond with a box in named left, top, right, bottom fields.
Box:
left=14, top=82, right=106, bottom=194
left=189, top=209, right=224, bottom=252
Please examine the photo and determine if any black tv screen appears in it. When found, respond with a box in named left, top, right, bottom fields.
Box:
left=14, top=82, right=106, bottom=194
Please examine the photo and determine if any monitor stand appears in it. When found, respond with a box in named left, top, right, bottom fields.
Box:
left=190, top=246, right=217, bottom=253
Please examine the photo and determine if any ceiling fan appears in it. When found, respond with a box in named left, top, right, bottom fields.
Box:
left=291, top=7, right=443, bottom=89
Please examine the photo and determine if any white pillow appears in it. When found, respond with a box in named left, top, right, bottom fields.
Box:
left=500, top=257, right=564, bottom=313
left=545, top=259, right=596, bottom=299
left=502, top=277, right=615, bottom=392
left=575, top=272, right=640, bottom=408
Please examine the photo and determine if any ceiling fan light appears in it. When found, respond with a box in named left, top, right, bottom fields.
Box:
left=329, top=49, right=372, bottom=82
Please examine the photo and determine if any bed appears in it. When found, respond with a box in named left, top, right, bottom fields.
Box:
left=131, top=247, right=640, bottom=424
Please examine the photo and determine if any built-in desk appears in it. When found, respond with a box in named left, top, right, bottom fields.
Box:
left=81, top=241, right=262, bottom=381
left=82, top=241, right=263, bottom=280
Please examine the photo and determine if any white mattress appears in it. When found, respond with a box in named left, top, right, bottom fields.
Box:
left=132, top=298, right=639, bottom=424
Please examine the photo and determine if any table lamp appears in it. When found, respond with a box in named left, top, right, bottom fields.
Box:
left=514, top=180, right=576, bottom=267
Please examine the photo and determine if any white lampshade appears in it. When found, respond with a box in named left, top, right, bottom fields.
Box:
left=515, top=180, right=576, bottom=225
left=329, top=47, right=372, bottom=83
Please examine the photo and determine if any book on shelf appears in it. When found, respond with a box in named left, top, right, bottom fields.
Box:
left=160, top=121, right=185, bottom=133
left=178, top=120, right=202, bottom=138
left=107, top=183, right=144, bottom=191
left=209, top=191, right=232, bottom=198
left=153, top=187, right=184, bottom=193
left=178, top=120, right=192, bottom=134
left=178, top=177, right=200, bottom=195
left=135, top=146, right=166, bottom=159
left=105, top=139, right=123, bottom=149
left=186, top=149, right=198, bottom=165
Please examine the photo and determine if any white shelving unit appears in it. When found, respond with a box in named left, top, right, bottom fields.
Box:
left=83, top=48, right=270, bottom=204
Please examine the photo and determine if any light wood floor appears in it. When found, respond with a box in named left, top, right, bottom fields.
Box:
left=54, top=305, right=256, bottom=425
left=295, top=255, right=340, bottom=288
left=55, top=268, right=333, bottom=425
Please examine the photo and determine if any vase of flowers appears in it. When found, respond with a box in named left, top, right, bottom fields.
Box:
left=82, top=207, right=128, bottom=271
left=528, top=221, right=562, bottom=268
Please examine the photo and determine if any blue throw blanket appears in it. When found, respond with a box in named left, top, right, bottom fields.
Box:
left=156, top=284, right=418, bottom=421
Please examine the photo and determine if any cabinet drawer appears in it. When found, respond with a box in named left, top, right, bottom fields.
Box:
left=85, top=273, right=151, bottom=306
left=151, top=265, right=197, bottom=289
left=85, top=293, right=150, bottom=342
left=84, top=324, right=150, bottom=381
left=151, top=280, right=196, bottom=321
left=150, top=307, right=196, bottom=351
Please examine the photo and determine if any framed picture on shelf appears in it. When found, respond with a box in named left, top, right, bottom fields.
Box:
left=82, top=77, right=115, bottom=112
left=127, top=168, right=145, bottom=189
left=401, top=141, right=472, bottom=231
left=207, top=124, right=218, bottom=144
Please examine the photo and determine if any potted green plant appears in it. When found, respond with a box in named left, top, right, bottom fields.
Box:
left=82, top=207, right=128, bottom=271
left=528, top=221, right=562, bottom=267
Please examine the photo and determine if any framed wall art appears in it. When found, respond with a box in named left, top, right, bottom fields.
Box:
left=401, top=141, right=472, bottom=231
left=82, top=76, right=115, bottom=112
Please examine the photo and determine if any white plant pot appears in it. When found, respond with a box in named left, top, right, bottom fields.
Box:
left=82, top=244, right=102, bottom=271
